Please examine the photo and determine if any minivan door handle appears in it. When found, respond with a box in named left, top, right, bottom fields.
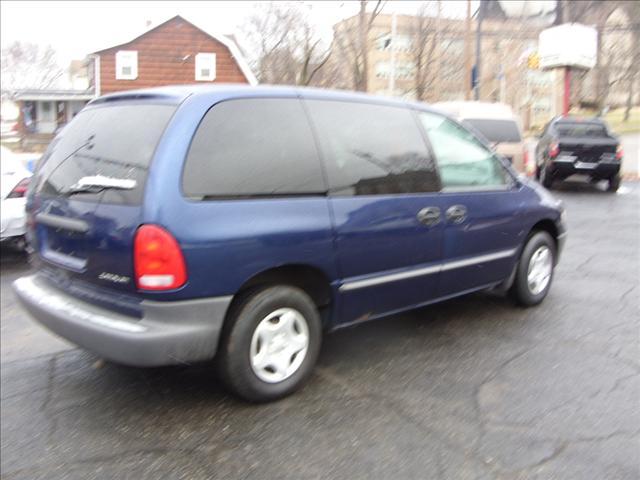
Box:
left=416, top=207, right=441, bottom=226
left=446, top=205, right=467, bottom=224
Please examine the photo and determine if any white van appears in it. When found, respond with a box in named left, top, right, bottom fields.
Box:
left=432, top=102, right=530, bottom=175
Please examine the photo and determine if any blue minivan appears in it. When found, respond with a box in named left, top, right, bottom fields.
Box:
left=14, top=86, right=566, bottom=401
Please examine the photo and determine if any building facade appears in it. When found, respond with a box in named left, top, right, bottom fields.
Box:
left=333, top=12, right=565, bottom=129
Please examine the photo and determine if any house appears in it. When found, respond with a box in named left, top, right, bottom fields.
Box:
left=11, top=15, right=256, bottom=144
left=11, top=60, right=94, bottom=137
left=91, top=15, right=257, bottom=95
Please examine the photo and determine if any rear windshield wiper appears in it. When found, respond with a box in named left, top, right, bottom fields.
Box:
left=63, top=175, right=136, bottom=196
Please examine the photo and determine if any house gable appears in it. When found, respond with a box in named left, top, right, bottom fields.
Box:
left=93, top=16, right=255, bottom=94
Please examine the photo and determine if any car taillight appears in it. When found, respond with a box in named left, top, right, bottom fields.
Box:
left=548, top=141, right=559, bottom=158
left=615, top=144, right=623, bottom=160
left=7, top=177, right=30, bottom=198
left=134, top=224, right=187, bottom=290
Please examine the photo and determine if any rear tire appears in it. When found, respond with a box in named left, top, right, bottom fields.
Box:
left=607, top=174, right=621, bottom=192
left=510, top=231, right=556, bottom=306
left=539, top=165, right=553, bottom=189
left=218, top=286, right=322, bottom=402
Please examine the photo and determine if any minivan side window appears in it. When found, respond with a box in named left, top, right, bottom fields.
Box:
left=183, top=98, right=324, bottom=199
left=306, top=100, right=439, bottom=195
left=418, top=111, right=507, bottom=189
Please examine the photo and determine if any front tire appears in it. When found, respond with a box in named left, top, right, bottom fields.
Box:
left=218, top=286, right=322, bottom=402
left=510, top=231, right=556, bottom=306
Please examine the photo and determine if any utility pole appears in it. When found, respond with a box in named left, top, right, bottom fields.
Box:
left=464, top=0, right=472, bottom=100
left=389, top=11, right=397, bottom=95
left=473, top=0, right=484, bottom=100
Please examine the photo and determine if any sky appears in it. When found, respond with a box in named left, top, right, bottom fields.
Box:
left=1, top=1, right=556, bottom=67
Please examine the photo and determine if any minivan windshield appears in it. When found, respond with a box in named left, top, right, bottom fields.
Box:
left=35, top=103, right=176, bottom=204
left=462, top=118, right=522, bottom=143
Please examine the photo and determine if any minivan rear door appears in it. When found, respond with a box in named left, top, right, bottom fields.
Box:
left=29, top=102, right=177, bottom=294
left=305, top=99, right=445, bottom=324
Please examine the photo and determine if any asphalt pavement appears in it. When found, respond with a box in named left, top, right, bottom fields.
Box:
left=620, top=133, right=639, bottom=178
left=1, top=181, right=639, bottom=480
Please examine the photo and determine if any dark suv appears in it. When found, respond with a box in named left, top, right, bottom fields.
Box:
left=535, top=116, right=623, bottom=191
left=14, top=86, right=566, bottom=401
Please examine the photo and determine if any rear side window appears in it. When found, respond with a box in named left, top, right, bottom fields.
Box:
left=555, top=122, right=608, bottom=138
left=419, top=111, right=507, bottom=189
left=35, top=104, right=176, bottom=204
left=306, top=100, right=439, bottom=195
left=182, top=98, right=324, bottom=199
left=461, top=118, right=522, bottom=143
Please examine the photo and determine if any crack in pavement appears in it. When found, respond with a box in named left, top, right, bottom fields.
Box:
left=317, top=365, right=503, bottom=478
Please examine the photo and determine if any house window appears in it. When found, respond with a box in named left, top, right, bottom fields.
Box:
left=375, top=61, right=415, bottom=80
left=376, top=33, right=411, bottom=52
left=195, top=53, right=216, bottom=81
left=116, top=51, right=138, bottom=80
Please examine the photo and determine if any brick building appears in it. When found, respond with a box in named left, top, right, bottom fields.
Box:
left=12, top=15, right=256, bottom=142
left=91, top=15, right=256, bottom=95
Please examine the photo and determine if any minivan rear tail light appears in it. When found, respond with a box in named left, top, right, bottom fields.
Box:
left=548, top=141, right=559, bottom=158
left=134, top=224, right=187, bottom=290
left=615, top=144, right=623, bottom=160
left=7, top=177, right=30, bottom=198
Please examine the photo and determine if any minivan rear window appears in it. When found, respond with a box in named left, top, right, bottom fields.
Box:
left=35, top=103, right=176, bottom=204
left=462, top=118, right=522, bottom=143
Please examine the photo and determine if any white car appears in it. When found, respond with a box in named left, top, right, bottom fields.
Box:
left=1, top=147, right=34, bottom=250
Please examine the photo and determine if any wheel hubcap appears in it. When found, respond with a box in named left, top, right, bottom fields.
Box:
left=250, top=308, right=309, bottom=383
left=527, top=246, right=553, bottom=295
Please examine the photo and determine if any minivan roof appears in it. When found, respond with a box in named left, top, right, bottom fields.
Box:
left=88, top=84, right=439, bottom=113
left=431, top=101, right=515, bottom=120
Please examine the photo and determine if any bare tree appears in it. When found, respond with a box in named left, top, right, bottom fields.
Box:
left=241, top=2, right=331, bottom=86
left=1, top=41, right=65, bottom=90
left=410, top=2, right=441, bottom=101
left=333, top=0, right=386, bottom=91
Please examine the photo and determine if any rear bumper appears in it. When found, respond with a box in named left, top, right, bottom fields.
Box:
left=13, top=274, right=232, bottom=367
left=549, top=158, right=620, bottom=178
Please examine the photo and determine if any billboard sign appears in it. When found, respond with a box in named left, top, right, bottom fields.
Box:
left=539, top=23, right=598, bottom=70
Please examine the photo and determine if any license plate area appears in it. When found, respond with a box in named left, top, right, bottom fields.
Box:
left=575, top=161, right=597, bottom=169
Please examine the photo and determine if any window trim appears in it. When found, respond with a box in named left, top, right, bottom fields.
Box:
left=413, top=107, right=519, bottom=193
left=115, top=50, right=138, bottom=80
left=195, top=53, right=216, bottom=82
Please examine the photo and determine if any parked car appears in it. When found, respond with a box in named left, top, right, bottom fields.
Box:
left=535, top=116, right=623, bottom=191
left=1, top=147, right=32, bottom=250
left=432, top=101, right=530, bottom=175
left=0, top=118, right=20, bottom=142
left=13, top=86, right=566, bottom=401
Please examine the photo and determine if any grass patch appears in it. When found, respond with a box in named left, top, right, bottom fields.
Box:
left=570, top=107, right=640, bottom=135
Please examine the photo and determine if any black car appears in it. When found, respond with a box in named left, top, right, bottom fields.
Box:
left=535, top=117, right=623, bottom=191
